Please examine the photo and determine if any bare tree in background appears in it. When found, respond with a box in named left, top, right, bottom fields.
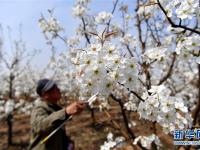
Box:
left=0, top=26, right=38, bottom=146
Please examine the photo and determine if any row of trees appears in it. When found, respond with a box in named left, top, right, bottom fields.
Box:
left=0, top=26, right=40, bottom=145
left=0, top=24, right=77, bottom=146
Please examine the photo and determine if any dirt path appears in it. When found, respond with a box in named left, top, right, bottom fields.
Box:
left=0, top=107, right=175, bottom=150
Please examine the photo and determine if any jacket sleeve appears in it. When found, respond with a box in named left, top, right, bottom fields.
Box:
left=31, top=106, right=69, bottom=134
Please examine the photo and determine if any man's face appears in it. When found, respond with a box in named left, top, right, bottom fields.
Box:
left=42, top=85, right=61, bottom=103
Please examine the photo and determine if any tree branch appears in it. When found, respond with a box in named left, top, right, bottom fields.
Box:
left=106, top=0, right=119, bottom=32
left=81, top=17, right=91, bottom=44
left=126, top=44, right=134, bottom=57
left=135, top=0, right=146, bottom=53
left=117, top=81, right=145, bottom=102
left=157, top=0, right=200, bottom=35
left=192, top=64, right=200, bottom=126
left=158, top=53, right=176, bottom=85
left=110, top=94, right=148, bottom=150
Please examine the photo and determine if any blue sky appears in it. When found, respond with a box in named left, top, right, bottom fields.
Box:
left=0, top=0, right=135, bottom=69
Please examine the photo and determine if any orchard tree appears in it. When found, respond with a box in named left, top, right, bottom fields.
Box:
left=38, top=0, right=199, bottom=149
left=0, top=26, right=39, bottom=145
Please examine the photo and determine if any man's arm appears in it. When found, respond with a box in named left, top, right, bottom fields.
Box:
left=31, top=101, right=85, bottom=134
left=31, top=106, right=69, bottom=134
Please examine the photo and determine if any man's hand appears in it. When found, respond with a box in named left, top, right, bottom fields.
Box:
left=65, top=101, right=85, bottom=115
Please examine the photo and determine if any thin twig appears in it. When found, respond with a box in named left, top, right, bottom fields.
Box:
left=81, top=17, right=91, bottom=44
left=157, top=0, right=200, bottom=35
left=158, top=53, right=176, bottom=85
left=106, top=0, right=119, bottom=32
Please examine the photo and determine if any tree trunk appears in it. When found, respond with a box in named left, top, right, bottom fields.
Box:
left=7, top=74, right=14, bottom=145
left=192, top=64, right=200, bottom=126
left=7, top=113, right=13, bottom=145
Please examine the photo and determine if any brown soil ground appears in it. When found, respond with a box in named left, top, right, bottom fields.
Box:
left=0, top=104, right=198, bottom=150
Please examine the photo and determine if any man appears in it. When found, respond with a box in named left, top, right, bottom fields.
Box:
left=29, top=79, right=85, bottom=150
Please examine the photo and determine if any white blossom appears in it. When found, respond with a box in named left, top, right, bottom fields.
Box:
left=138, top=85, right=190, bottom=133
left=144, top=47, right=167, bottom=61
left=133, top=134, right=161, bottom=149
left=72, top=4, right=87, bottom=17
left=124, top=100, right=137, bottom=111
left=100, top=132, right=125, bottom=150
left=5, top=100, right=15, bottom=114
left=95, top=11, right=112, bottom=24
left=38, top=17, right=63, bottom=34
left=120, top=33, right=136, bottom=47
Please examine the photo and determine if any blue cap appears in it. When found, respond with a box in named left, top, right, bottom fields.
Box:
left=36, top=79, right=56, bottom=96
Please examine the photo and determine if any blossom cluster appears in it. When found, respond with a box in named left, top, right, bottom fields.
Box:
left=133, top=134, right=161, bottom=149
left=175, top=35, right=200, bottom=64
left=95, top=11, right=113, bottom=24
left=143, top=46, right=167, bottom=61
left=38, top=14, right=63, bottom=39
left=100, top=132, right=125, bottom=150
left=72, top=0, right=90, bottom=17
left=137, top=85, right=192, bottom=134
left=164, top=0, right=198, bottom=19
left=0, top=98, right=40, bottom=121
left=14, top=70, right=37, bottom=98
left=71, top=42, right=140, bottom=103
left=120, top=33, right=136, bottom=48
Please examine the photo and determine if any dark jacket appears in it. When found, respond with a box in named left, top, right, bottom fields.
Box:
left=29, top=99, right=73, bottom=150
